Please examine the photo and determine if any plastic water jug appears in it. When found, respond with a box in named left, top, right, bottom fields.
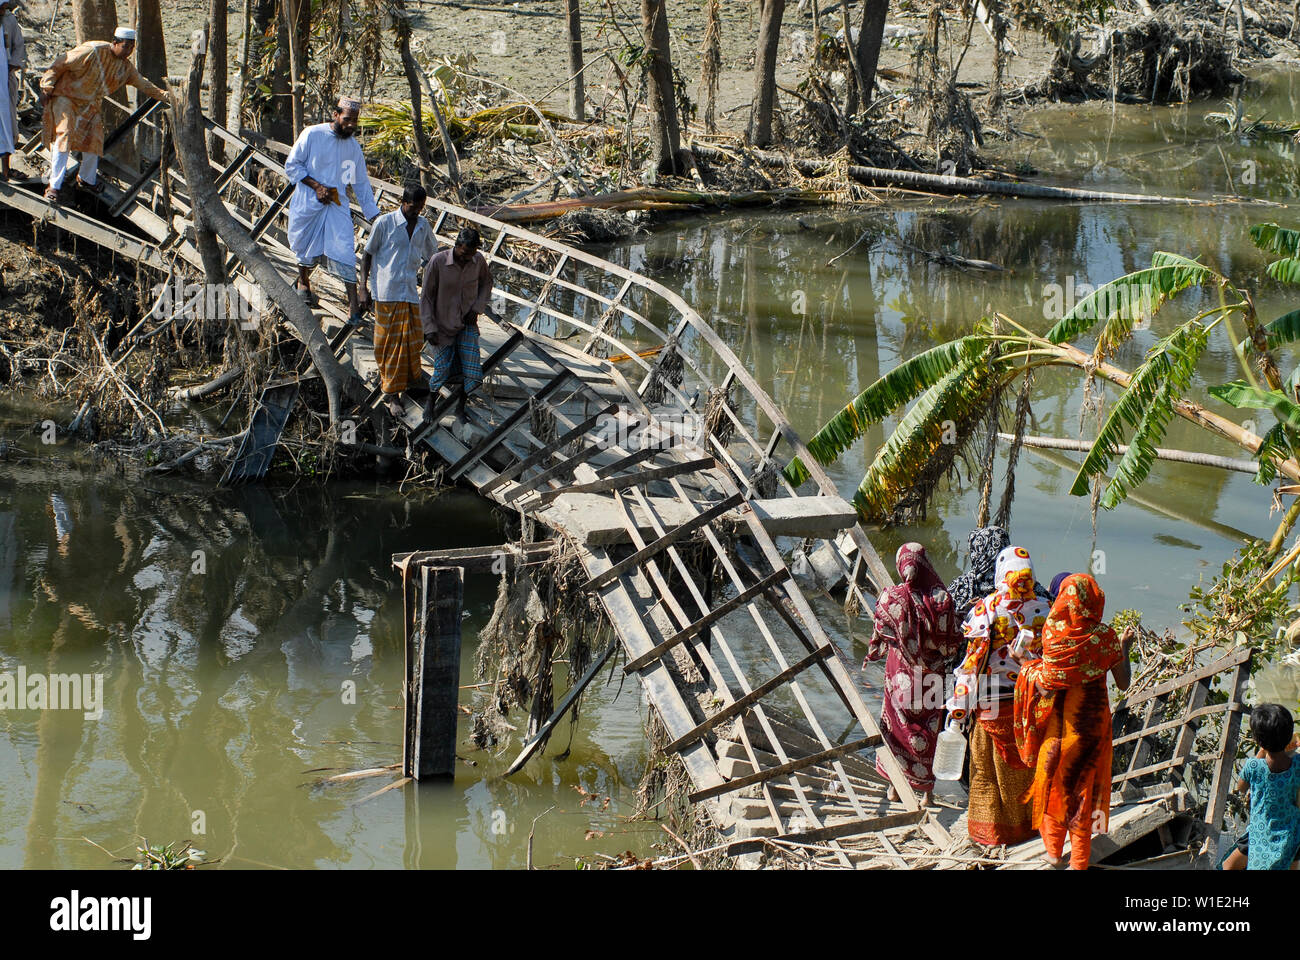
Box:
left=933, top=719, right=967, bottom=781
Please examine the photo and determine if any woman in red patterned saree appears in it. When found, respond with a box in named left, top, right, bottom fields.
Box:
left=1014, top=573, right=1135, bottom=869
left=865, top=543, right=963, bottom=802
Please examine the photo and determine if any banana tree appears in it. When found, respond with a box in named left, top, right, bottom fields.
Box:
left=784, top=224, right=1300, bottom=549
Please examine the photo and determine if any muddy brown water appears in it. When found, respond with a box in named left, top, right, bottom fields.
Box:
left=2, top=69, right=1298, bottom=868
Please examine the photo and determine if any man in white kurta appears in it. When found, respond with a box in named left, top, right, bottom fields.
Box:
left=0, top=0, right=22, bottom=157
left=284, top=97, right=380, bottom=323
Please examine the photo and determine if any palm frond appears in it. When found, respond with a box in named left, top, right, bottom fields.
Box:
left=1045, top=253, right=1214, bottom=347
left=1253, top=422, right=1288, bottom=485
left=1265, top=258, right=1300, bottom=285
left=1207, top=380, right=1300, bottom=430
left=1249, top=222, right=1300, bottom=258
left=1097, top=322, right=1211, bottom=508
left=1069, top=319, right=1211, bottom=502
left=853, top=353, right=997, bottom=519
left=783, top=335, right=990, bottom=486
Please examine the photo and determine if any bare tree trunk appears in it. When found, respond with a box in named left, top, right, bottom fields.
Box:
left=564, top=0, right=585, bottom=121
left=413, top=61, right=462, bottom=201
left=700, top=0, right=722, bottom=133
left=641, top=0, right=682, bottom=175
left=840, top=1, right=864, bottom=117
left=269, top=3, right=292, bottom=139
left=209, top=0, right=228, bottom=154
left=855, top=0, right=889, bottom=111
left=282, top=0, right=308, bottom=138
left=72, top=0, right=117, bottom=42
left=170, top=34, right=353, bottom=426
left=392, top=0, right=436, bottom=195
left=229, top=0, right=253, bottom=132
left=130, top=0, right=168, bottom=89
left=748, top=0, right=785, bottom=147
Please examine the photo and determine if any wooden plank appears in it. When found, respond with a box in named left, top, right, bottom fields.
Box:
left=219, top=381, right=299, bottom=485
left=480, top=402, right=619, bottom=495
left=404, top=565, right=464, bottom=779
left=422, top=329, right=526, bottom=427
left=579, top=491, right=745, bottom=592
left=1205, top=652, right=1252, bottom=831
left=447, top=369, right=576, bottom=478
left=390, top=541, right=557, bottom=571
left=578, top=548, right=731, bottom=817
left=624, top=568, right=792, bottom=674
left=102, top=96, right=165, bottom=154
left=1110, top=698, right=1234, bottom=747
left=1118, top=646, right=1253, bottom=707
left=106, top=154, right=165, bottom=218
left=501, top=437, right=609, bottom=504
left=504, top=641, right=617, bottom=776
left=688, top=735, right=878, bottom=803
left=726, top=809, right=928, bottom=855
left=213, top=144, right=256, bottom=192
left=593, top=438, right=680, bottom=478
left=663, top=644, right=844, bottom=753
left=0, top=182, right=169, bottom=270
left=533, top=457, right=716, bottom=505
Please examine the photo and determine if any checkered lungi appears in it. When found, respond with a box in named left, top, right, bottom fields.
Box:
left=373, top=301, right=424, bottom=395
left=427, top=326, right=482, bottom=396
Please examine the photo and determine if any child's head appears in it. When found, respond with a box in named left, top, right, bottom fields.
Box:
left=1251, top=703, right=1296, bottom=753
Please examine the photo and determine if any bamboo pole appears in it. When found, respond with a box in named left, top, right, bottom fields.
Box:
left=996, top=432, right=1260, bottom=475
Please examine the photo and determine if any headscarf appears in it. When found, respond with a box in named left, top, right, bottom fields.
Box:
left=947, top=526, right=1009, bottom=620
left=1048, top=572, right=1071, bottom=599
left=1013, top=574, right=1122, bottom=766
left=867, top=543, right=961, bottom=670
left=945, top=544, right=1051, bottom=726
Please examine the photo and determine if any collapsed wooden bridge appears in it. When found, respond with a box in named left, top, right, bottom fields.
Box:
left=3, top=85, right=1249, bottom=868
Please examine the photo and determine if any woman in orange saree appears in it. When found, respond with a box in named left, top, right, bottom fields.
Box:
left=1014, top=573, right=1134, bottom=869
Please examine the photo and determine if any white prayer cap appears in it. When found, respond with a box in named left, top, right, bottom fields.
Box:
left=114, top=27, right=137, bottom=41
left=338, top=97, right=363, bottom=113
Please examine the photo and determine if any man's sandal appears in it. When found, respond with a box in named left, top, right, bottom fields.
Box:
left=43, top=187, right=60, bottom=203
left=76, top=177, right=105, bottom=195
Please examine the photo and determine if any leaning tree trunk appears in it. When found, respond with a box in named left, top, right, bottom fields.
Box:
left=748, top=0, right=785, bottom=147
left=170, top=31, right=353, bottom=426
left=72, top=0, right=117, bottom=42
left=564, top=0, right=585, bottom=121
left=855, top=0, right=889, bottom=112
left=208, top=0, right=228, bottom=155
left=392, top=0, right=437, bottom=195
left=641, top=0, right=682, bottom=175
left=171, top=26, right=228, bottom=288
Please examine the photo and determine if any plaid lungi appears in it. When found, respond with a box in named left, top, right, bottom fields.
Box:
left=428, top=326, right=482, bottom=396
left=373, top=301, right=424, bottom=395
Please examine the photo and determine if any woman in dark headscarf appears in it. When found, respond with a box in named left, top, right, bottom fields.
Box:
left=865, top=543, right=964, bottom=801
left=947, top=527, right=1009, bottom=623
left=949, top=527, right=1053, bottom=629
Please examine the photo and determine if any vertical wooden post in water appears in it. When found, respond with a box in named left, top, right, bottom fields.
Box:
left=404, top=565, right=464, bottom=779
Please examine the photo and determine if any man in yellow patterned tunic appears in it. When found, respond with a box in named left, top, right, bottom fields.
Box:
left=39, top=27, right=171, bottom=202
